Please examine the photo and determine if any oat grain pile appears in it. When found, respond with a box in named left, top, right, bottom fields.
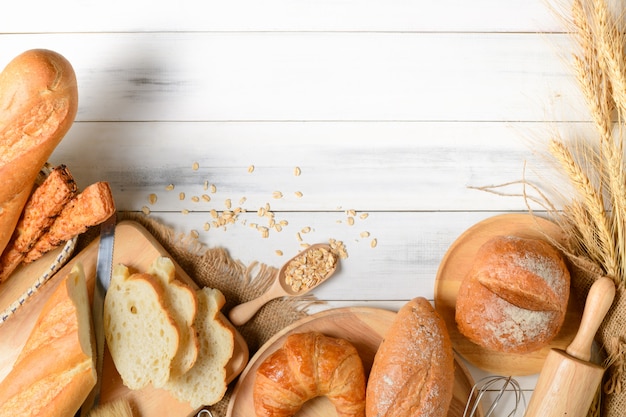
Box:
left=535, top=1, right=626, bottom=416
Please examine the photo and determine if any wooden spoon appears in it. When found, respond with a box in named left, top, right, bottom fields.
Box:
left=228, top=243, right=338, bottom=326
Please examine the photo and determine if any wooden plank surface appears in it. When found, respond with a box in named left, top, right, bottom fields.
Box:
left=0, top=1, right=598, bottom=415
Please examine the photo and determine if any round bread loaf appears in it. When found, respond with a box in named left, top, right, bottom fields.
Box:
left=455, top=235, right=570, bottom=354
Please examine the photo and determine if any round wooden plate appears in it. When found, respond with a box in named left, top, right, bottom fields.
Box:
left=226, top=307, right=480, bottom=417
left=434, top=213, right=583, bottom=376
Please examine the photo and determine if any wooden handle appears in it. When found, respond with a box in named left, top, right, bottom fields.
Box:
left=566, top=276, right=615, bottom=362
left=228, top=290, right=280, bottom=326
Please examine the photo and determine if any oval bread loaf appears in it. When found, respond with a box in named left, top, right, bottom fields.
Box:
left=0, top=49, right=78, bottom=255
left=455, top=235, right=570, bottom=353
left=366, top=297, right=455, bottom=417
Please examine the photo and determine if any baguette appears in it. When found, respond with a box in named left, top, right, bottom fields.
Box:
left=0, top=263, right=96, bottom=417
left=0, top=49, right=78, bottom=256
left=366, top=297, right=455, bottom=417
left=0, top=165, right=77, bottom=282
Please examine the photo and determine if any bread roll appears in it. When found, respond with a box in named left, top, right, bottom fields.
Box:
left=366, top=297, right=455, bottom=417
left=455, top=235, right=570, bottom=354
left=254, top=332, right=366, bottom=417
left=0, top=49, right=78, bottom=256
left=0, top=263, right=96, bottom=416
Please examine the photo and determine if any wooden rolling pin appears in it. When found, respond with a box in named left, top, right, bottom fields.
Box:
left=524, top=276, right=615, bottom=417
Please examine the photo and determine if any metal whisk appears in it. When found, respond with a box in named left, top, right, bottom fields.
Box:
left=463, top=375, right=526, bottom=417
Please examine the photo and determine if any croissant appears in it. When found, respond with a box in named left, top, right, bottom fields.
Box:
left=253, top=332, right=366, bottom=417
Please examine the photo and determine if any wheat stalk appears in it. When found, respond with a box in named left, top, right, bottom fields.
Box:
left=592, top=0, right=626, bottom=116
left=549, top=138, right=619, bottom=277
left=572, top=0, right=615, bottom=141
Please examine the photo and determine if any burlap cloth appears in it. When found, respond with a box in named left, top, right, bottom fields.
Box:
left=76, top=212, right=320, bottom=417
left=567, top=255, right=626, bottom=417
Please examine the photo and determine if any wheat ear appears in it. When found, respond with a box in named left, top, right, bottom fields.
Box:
left=592, top=0, right=626, bottom=116
left=572, top=0, right=615, bottom=141
left=549, top=138, right=618, bottom=277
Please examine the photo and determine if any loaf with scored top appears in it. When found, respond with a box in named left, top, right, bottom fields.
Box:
left=455, top=235, right=570, bottom=353
left=0, top=49, right=78, bottom=256
left=0, top=263, right=96, bottom=417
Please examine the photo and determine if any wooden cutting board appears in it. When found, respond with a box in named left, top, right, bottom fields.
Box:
left=434, top=213, right=583, bottom=376
left=227, top=307, right=480, bottom=417
left=0, top=220, right=249, bottom=417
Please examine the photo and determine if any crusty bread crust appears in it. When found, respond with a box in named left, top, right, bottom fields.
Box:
left=0, top=49, right=78, bottom=256
left=365, top=297, right=455, bottom=417
left=0, top=264, right=96, bottom=417
left=455, top=235, right=570, bottom=354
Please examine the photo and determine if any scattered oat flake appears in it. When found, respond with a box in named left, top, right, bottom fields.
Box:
left=346, top=209, right=356, bottom=217
left=191, top=196, right=200, bottom=203
left=179, top=192, right=185, bottom=200
left=203, top=180, right=209, bottom=190
left=248, top=165, right=255, bottom=173
left=360, top=231, right=370, bottom=238
left=202, top=194, right=211, bottom=202
left=257, top=207, right=266, bottom=217
left=296, top=232, right=302, bottom=242
left=346, top=217, right=355, bottom=226
left=273, top=191, right=283, bottom=199
left=190, top=230, right=199, bottom=238
left=294, top=167, right=301, bottom=176
left=210, top=209, right=218, bottom=219
left=181, top=209, right=190, bottom=215
left=360, top=213, right=369, bottom=220
left=225, top=199, right=232, bottom=209
left=210, top=184, right=217, bottom=193
left=203, top=222, right=211, bottom=231
left=165, top=184, right=175, bottom=191
left=141, top=206, right=151, bottom=215
left=148, top=193, right=158, bottom=205
left=329, top=239, right=349, bottom=259
left=294, top=191, right=303, bottom=198
left=275, top=250, right=284, bottom=256
left=301, top=226, right=311, bottom=233
left=371, top=238, right=378, bottom=248
left=192, top=162, right=200, bottom=171
left=239, top=197, right=247, bottom=205
left=279, top=220, right=289, bottom=227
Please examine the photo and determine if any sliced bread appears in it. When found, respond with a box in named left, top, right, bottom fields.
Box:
left=148, top=256, right=199, bottom=377
left=104, top=264, right=180, bottom=390
left=165, top=287, right=235, bottom=408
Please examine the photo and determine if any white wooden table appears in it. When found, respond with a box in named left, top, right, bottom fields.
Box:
left=2, top=1, right=591, bottom=415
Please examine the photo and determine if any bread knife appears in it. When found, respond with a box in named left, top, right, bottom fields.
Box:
left=80, top=213, right=117, bottom=415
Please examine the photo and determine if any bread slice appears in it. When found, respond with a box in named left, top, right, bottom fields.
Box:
left=148, top=256, right=199, bottom=377
left=104, top=264, right=180, bottom=390
left=165, top=287, right=235, bottom=408
left=0, top=263, right=96, bottom=416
